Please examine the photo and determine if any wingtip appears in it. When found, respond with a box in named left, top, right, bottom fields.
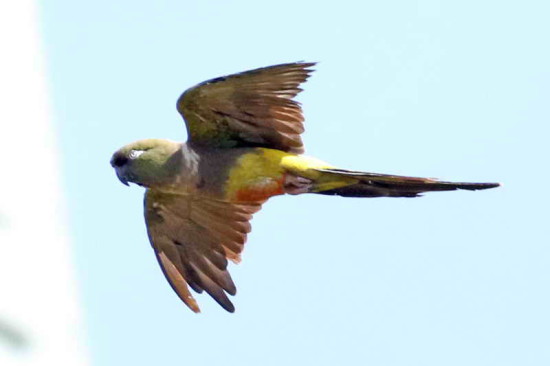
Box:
left=226, top=305, right=236, bottom=313
left=299, top=61, right=317, bottom=72
left=285, top=61, right=317, bottom=72
left=186, top=298, right=201, bottom=313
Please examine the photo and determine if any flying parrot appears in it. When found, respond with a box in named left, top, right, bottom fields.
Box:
left=111, top=62, right=499, bottom=313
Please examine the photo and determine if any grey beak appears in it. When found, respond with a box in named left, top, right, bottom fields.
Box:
left=116, top=169, right=130, bottom=186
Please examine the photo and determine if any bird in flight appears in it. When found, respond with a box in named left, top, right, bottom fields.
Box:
left=111, top=62, right=499, bottom=313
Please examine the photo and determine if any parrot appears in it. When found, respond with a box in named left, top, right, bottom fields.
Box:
left=110, top=62, right=499, bottom=313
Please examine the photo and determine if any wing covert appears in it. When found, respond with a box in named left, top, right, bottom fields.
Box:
left=177, top=62, right=315, bottom=153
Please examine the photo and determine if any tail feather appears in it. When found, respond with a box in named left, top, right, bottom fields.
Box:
left=315, top=168, right=500, bottom=198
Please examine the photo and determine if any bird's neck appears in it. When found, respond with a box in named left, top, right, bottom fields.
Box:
left=154, top=143, right=201, bottom=193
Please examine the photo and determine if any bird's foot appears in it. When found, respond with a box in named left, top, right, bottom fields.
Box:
left=284, top=174, right=313, bottom=195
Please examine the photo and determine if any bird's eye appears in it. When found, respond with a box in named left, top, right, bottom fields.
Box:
left=129, top=150, right=145, bottom=159
left=112, top=155, right=129, bottom=167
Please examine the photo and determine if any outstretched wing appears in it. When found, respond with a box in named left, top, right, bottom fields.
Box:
left=177, top=62, right=315, bottom=154
left=144, top=189, right=263, bottom=313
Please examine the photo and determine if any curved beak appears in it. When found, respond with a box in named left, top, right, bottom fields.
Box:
left=115, top=168, right=130, bottom=186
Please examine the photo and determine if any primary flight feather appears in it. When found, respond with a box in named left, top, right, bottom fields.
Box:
left=111, top=62, right=499, bottom=313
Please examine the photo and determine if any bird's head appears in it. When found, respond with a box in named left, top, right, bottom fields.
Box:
left=110, top=139, right=182, bottom=188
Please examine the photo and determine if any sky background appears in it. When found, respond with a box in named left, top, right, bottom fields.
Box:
left=32, top=0, right=550, bottom=365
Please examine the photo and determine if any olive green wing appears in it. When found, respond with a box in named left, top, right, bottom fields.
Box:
left=144, top=189, right=263, bottom=313
left=177, top=62, right=315, bottom=154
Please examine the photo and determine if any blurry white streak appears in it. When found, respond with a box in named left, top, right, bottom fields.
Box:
left=0, top=0, right=88, bottom=365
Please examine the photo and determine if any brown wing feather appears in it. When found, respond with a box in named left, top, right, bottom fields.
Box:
left=177, top=62, right=315, bottom=153
left=144, top=190, right=263, bottom=313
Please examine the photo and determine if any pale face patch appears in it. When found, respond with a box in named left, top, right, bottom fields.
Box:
left=129, top=149, right=145, bottom=160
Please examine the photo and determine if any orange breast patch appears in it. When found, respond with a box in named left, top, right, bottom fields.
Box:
left=234, top=175, right=286, bottom=202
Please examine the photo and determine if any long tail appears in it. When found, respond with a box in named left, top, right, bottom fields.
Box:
left=313, top=168, right=500, bottom=198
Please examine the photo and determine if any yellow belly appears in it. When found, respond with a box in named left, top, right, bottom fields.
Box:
left=223, top=148, right=338, bottom=202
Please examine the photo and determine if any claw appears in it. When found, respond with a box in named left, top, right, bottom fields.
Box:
left=284, top=174, right=313, bottom=195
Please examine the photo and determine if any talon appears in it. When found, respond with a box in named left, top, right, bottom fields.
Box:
left=284, top=174, right=313, bottom=195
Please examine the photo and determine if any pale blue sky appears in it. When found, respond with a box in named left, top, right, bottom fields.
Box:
left=40, top=1, right=549, bottom=365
